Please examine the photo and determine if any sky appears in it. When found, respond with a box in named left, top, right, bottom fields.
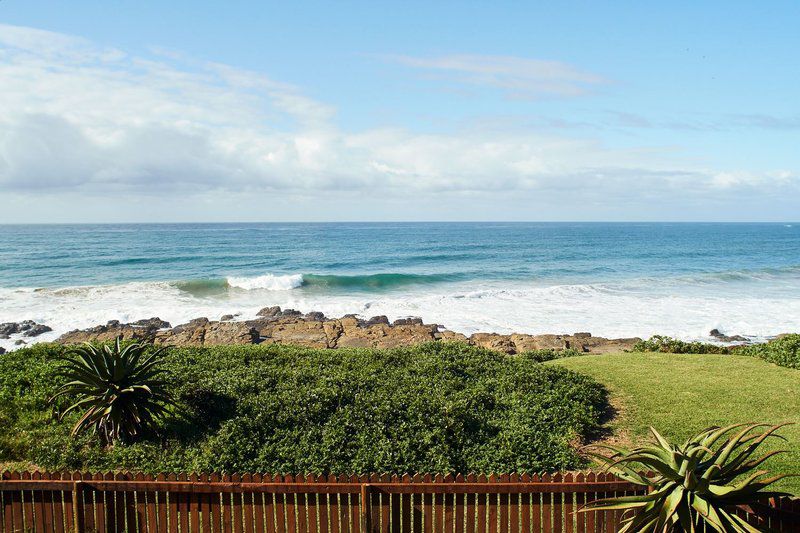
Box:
left=0, top=1, right=799, bottom=222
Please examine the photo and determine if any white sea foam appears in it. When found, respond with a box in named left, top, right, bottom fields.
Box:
left=2, top=276, right=799, bottom=352
left=226, top=273, right=304, bottom=290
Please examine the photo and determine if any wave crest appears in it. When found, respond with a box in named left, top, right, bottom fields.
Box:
left=226, top=273, right=304, bottom=291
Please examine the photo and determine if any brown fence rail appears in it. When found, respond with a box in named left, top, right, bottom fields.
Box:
left=1, top=471, right=798, bottom=532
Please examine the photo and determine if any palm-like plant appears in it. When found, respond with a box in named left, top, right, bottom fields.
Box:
left=50, top=339, right=174, bottom=445
left=581, top=423, right=794, bottom=532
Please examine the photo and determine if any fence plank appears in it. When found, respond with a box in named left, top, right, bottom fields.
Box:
left=220, top=474, right=233, bottom=533
left=155, top=473, right=167, bottom=533
left=167, top=473, right=179, bottom=533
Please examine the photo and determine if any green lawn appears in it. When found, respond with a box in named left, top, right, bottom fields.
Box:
left=552, top=352, right=800, bottom=494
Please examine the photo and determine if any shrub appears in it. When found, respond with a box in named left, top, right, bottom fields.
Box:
left=49, top=340, right=175, bottom=444
left=737, top=334, right=800, bottom=369
left=633, top=336, right=730, bottom=354
left=519, top=348, right=584, bottom=363
left=582, top=423, right=793, bottom=532
left=0, top=341, right=607, bottom=473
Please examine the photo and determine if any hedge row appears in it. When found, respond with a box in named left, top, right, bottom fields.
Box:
left=633, top=333, right=800, bottom=370
left=0, top=341, right=607, bottom=474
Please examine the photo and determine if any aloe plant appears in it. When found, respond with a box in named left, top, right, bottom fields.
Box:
left=50, top=339, right=174, bottom=444
left=581, top=423, right=794, bottom=532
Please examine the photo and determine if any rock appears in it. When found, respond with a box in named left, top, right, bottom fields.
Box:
left=22, top=324, right=52, bottom=337
left=130, top=317, right=171, bottom=329
left=439, top=330, right=468, bottom=342
left=56, top=317, right=172, bottom=344
left=220, top=314, right=235, bottom=321
left=257, top=319, right=332, bottom=348
left=154, top=318, right=237, bottom=347
left=0, top=347, right=5, bottom=355
left=509, top=334, right=569, bottom=352
left=470, top=333, right=517, bottom=354
left=335, top=321, right=439, bottom=349
left=709, top=329, right=748, bottom=343
left=14, top=340, right=26, bottom=346
left=393, top=317, right=424, bottom=326
left=0, top=320, right=52, bottom=337
left=0, top=322, right=18, bottom=336
left=55, top=308, right=642, bottom=354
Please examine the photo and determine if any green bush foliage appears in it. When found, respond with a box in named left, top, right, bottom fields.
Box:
left=583, top=423, right=793, bottom=532
left=738, top=334, right=800, bottom=369
left=0, top=341, right=607, bottom=474
left=634, top=333, right=800, bottom=371
left=633, top=336, right=731, bottom=354
left=519, top=348, right=584, bottom=362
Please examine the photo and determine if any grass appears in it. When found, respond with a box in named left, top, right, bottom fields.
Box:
left=551, top=352, right=800, bottom=494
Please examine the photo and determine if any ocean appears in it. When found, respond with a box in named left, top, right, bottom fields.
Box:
left=1, top=222, right=799, bottom=350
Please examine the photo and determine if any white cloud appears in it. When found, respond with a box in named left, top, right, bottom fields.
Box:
left=0, top=24, right=797, bottom=220
left=383, top=53, right=608, bottom=98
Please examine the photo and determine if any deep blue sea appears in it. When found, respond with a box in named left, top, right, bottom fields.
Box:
left=1, top=222, right=799, bottom=349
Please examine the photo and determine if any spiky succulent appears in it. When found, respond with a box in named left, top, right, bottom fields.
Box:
left=581, top=423, right=794, bottom=532
left=50, top=339, right=174, bottom=444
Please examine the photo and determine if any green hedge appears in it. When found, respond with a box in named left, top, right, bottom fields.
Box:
left=738, top=334, right=800, bottom=369
left=632, top=336, right=731, bottom=354
left=633, top=334, right=800, bottom=371
left=519, top=348, right=584, bottom=362
left=0, top=342, right=607, bottom=474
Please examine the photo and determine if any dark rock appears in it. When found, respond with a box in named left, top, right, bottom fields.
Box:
left=280, top=309, right=302, bottom=317
left=0, top=347, right=5, bottom=355
left=304, top=311, right=327, bottom=321
left=130, top=317, right=171, bottom=329
left=14, top=339, right=26, bottom=346
left=366, top=315, right=390, bottom=325
left=573, top=332, right=592, bottom=339
left=1, top=320, right=52, bottom=338
left=220, top=314, right=235, bottom=321
left=393, top=317, right=424, bottom=326
left=23, top=324, right=52, bottom=337
left=709, top=329, right=748, bottom=343
left=256, top=306, right=282, bottom=317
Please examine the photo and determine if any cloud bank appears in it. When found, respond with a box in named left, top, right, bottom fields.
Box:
left=0, top=24, right=797, bottom=221
left=383, top=53, right=607, bottom=98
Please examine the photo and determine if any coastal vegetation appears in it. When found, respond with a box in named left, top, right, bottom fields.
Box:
left=633, top=333, right=800, bottom=370
left=582, top=423, right=792, bottom=532
left=50, top=339, right=175, bottom=444
left=553, top=352, right=800, bottom=493
left=0, top=341, right=606, bottom=474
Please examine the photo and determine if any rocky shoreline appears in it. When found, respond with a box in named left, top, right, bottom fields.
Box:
left=52, top=306, right=642, bottom=354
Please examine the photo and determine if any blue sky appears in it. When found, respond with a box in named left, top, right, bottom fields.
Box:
left=0, top=1, right=798, bottom=222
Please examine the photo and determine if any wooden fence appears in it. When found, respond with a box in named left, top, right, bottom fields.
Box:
left=1, top=471, right=798, bottom=532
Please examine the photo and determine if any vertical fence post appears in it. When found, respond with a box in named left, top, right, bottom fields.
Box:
left=72, top=480, right=84, bottom=533
left=360, top=483, right=372, bottom=532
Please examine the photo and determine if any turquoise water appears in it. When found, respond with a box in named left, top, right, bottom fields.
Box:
left=1, top=222, right=799, bottom=348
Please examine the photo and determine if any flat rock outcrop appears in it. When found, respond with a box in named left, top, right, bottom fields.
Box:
left=55, top=307, right=640, bottom=354
left=57, top=317, right=171, bottom=344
